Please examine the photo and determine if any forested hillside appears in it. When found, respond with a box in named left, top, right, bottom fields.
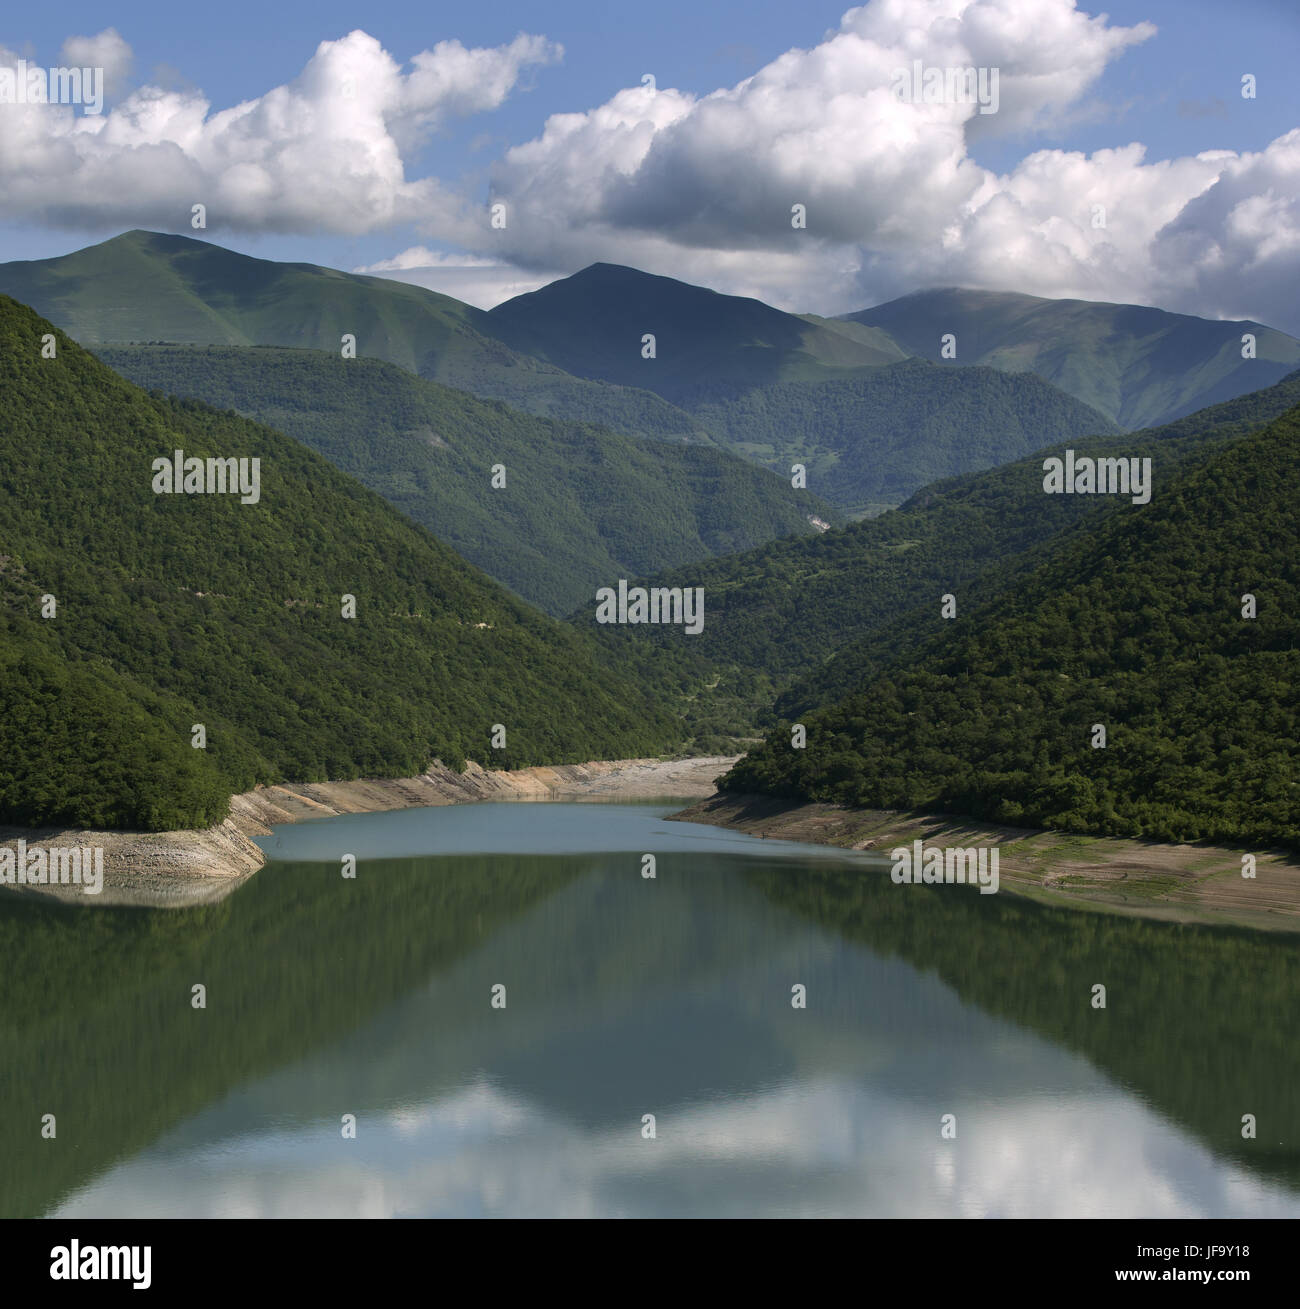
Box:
left=584, top=373, right=1300, bottom=743
left=0, top=296, right=681, bottom=832
left=100, top=344, right=837, bottom=616
left=724, top=403, right=1300, bottom=848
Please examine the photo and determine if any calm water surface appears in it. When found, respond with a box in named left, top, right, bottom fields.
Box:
left=2, top=801, right=1296, bottom=1218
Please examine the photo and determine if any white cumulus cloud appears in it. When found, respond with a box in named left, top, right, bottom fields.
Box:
left=459, top=0, right=1299, bottom=328
left=0, top=29, right=560, bottom=235
left=59, top=28, right=134, bottom=96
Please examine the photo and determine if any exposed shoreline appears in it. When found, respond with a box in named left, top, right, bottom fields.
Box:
left=672, top=792, right=1300, bottom=934
left=7, top=758, right=1297, bottom=932
left=0, top=756, right=737, bottom=908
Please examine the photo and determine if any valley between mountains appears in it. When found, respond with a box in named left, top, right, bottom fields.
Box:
left=2, top=232, right=1297, bottom=930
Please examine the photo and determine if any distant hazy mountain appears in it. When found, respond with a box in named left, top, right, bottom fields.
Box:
left=489, top=264, right=1117, bottom=511
left=0, top=294, right=680, bottom=832
left=0, top=230, right=707, bottom=443
left=683, top=357, right=1118, bottom=510
left=103, top=344, right=838, bottom=616
left=845, top=287, right=1300, bottom=430
left=10, top=234, right=1279, bottom=514
left=487, top=262, right=906, bottom=402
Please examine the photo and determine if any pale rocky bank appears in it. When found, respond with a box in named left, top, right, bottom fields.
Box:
left=0, top=756, right=737, bottom=908
left=673, top=793, right=1300, bottom=934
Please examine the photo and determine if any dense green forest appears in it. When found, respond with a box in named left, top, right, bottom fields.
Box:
left=724, top=404, right=1300, bottom=848
left=778, top=372, right=1300, bottom=716
left=583, top=371, right=1300, bottom=730
left=0, top=295, right=683, bottom=831
left=99, top=344, right=838, bottom=616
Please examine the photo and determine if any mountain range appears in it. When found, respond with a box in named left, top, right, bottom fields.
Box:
left=3, top=230, right=1298, bottom=848
left=0, top=229, right=709, bottom=444
left=11, top=230, right=1271, bottom=514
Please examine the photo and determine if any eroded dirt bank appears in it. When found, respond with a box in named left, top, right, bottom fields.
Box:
left=672, top=793, right=1300, bottom=933
left=0, top=756, right=737, bottom=908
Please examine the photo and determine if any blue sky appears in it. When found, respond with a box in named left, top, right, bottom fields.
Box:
left=1, top=0, right=1297, bottom=322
